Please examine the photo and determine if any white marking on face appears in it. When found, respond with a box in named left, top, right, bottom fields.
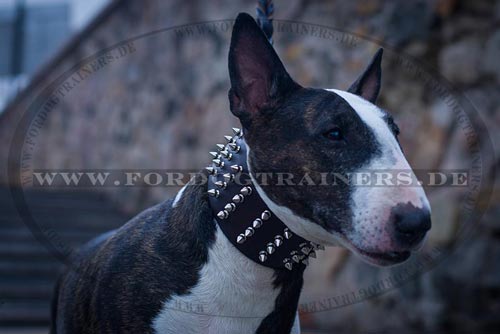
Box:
left=153, top=227, right=282, bottom=334
left=329, top=89, right=430, bottom=253
left=329, top=89, right=401, bottom=169
left=246, top=89, right=431, bottom=262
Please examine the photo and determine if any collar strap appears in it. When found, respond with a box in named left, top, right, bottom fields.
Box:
left=206, top=128, right=324, bottom=271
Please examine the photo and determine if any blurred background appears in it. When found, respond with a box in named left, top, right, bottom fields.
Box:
left=0, top=0, right=498, bottom=333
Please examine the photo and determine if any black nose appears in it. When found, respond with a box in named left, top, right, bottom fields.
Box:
left=392, top=202, right=431, bottom=248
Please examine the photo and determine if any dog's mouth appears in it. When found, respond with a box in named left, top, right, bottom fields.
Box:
left=315, top=230, right=413, bottom=266
left=329, top=234, right=412, bottom=266
left=356, top=249, right=411, bottom=266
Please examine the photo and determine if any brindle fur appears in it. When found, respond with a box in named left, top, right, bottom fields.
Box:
left=52, top=173, right=305, bottom=333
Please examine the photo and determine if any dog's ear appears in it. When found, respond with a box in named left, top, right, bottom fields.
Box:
left=228, top=13, right=300, bottom=127
left=348, top=48, right=383, bottom=103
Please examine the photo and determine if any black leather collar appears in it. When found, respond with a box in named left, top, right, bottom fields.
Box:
left=206, top=128, right=324, bottom=271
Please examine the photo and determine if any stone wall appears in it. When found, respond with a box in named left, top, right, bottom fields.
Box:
left=0, top=0, right=498, bottom=332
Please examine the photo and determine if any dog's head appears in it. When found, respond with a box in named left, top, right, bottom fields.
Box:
left=228, top=13, right=431, bottom=266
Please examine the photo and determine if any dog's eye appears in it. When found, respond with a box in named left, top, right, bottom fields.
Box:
left=324, top=127, right=343, bottom=141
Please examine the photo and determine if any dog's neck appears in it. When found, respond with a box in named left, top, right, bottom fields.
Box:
left=203, top=227, right=303, bottom=333
left=163, top=174, right=303, bottom=333
left=159, top=128, right=323, bottom=332
left=206, top=129, right=324, bottom=272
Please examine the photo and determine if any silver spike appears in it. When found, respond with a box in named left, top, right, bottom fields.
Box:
left=224, top=203, right=236, bottom=212
left=209, top=151, right=219, bottom=158
left=216, top=144, right=225, bottom=150
left=261, top=210, right=271, bottom=221
left=302, top=258, right=309, bottom=266
left=252, top=218, right=263, bottom=229
left=231, top=164, right=243, bottom=173
left=310, top=242, right=318, bottom=249
left=207, top=189, right=219, bottom=197
left=232, top=194, right=244, bottom=203
left=266, top=243, right=275, bottom=254
left=259, top=251, right=267, bottom=262
left=232, top=127, right=241, bottom=136
left=224, top=135, right=234, bottom=143
left=301, top=246, right=311, bottom=255
left=274, top=235, right=283, bottom=247
left=220, top=150, right=232, bottom=160
left=223, top=173, right=234, bottom=182
left=228, top=143, right=241, bottom=152
left=236, top=234, right=246, bottom=244
left=284, top=228, right=292, bottom=239
left=212, top=159, right=224, bottom=167
left=205, top=166, right=217, bottom=175
left=244, top=227, right=254, bottom=237
left=217, top=210, right=229, bottom=219
left=284, top=260, right=293, bottom=271
left=215, top=181, right=227, bottom=189
left=291, top=251, right=300, bottom=263
left=309, top=250, right=317, bottom=258
left=240, top=186, right=252, bottom=196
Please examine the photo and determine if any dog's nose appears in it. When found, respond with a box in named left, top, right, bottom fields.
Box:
left=392, top=203, right=431, bottom=248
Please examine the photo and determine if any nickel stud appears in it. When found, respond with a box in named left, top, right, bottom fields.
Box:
left=266, top=243, right=275, bottom=254
left=240, top=186, right=252, bottom=196
left=252, top=218, right=263, bottom=228
left=274, top=235, right=283, bottom=247
left=232, top=194, right=244, bottom=203
left=223, top=173, right=234, bottom=182
left=236, top=234, right=246, bottom=244
left=212, top=159, right=224, bottom=167
left=244, top=227, right=254, bottom=237
left=228, top=143, right=241, bottom=152
left=215, top=181, right=227, bottom=189
left=224, top=203, right=236, bottom=212
left=220, top=150, right=232, bottom=160
left=232, top=127, right=242, bottom=136
left=207, top=189, right=219, bottom=197
left=217, top=210, right=229, bottom=219
left=261, top=210, right=271, bottom=221
left=205, top=166, right=216, bottom=175
left=291, top=251, right=300, bottom=263
left=284, top=259, right=293, bottom=271
left=231, top=165, right=243, bottom=173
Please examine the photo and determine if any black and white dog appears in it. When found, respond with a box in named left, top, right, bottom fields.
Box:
left=52, top=13, right=431, bottom=334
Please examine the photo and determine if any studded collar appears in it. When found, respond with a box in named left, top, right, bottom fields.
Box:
left=206, top=128, right=324, bottom=271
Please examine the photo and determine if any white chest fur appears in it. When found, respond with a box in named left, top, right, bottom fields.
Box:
left=152, top=226, right=300, bottom=334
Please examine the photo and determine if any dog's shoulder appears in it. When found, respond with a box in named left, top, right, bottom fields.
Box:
left=55, top=178, right=217, bottom=333
left=71, top=200, right=171, bottom=262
